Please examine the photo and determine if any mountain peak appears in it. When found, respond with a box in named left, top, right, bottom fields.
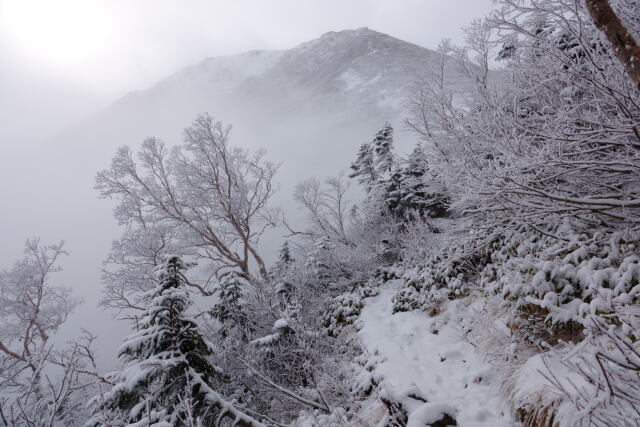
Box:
left=297, top=27, right=402, bottom=51
left=106, top=27, right=453, bottom=133
left=320, top=27, right=376, bottom=38
left=262, top=27, right=436, bottom=97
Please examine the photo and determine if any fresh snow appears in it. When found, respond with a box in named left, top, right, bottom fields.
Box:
left=156, top=49, right=285, bottom=95
left=358, top=283, right=514, bottom=426
left=407, top=403, right=457, bottom=427
left=274, top=318, right=289, bottom=330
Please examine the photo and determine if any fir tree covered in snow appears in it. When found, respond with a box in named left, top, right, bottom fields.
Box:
left=349, top=141, right=378, bottom=193
left=270, top=241, right=294, bottom=279
left=371, top=123, right=394, bottom=178
left=349, top=123, right=394, bottom=193
left=87, top=256, right=263, bottom=426
left=383, top=143, right=449, bottom=220
left=209, top=271, right=252, bottom=340
left=352, top=126, right=448, bottom=223
left=402, top=143, right=448, bottom=218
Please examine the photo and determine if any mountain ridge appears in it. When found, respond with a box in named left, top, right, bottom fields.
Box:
left=114, top=27, right=432, bottom=102
left=107, top=27, right=443, bottom=118
left=62, top=27, right=476, bottom=184
left=59, top=27, right=478, bottom=208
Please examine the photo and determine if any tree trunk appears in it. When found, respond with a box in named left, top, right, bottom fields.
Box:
left=585, top=0, right=640, bottom=88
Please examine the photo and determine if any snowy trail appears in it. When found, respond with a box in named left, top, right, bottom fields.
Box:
left=358, top=284, right=514, bottom=426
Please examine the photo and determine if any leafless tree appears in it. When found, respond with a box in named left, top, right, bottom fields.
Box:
left=407, top=0, right=640, bottom=239
left=0, top=241, right=104, bottom=426
left=96, top=113, right=281, bottom=291
left=100, top=223, right=190, bottom=318
left=290, top=174, right=356, bottom=247
left=0, top=239, right=77, bottom=373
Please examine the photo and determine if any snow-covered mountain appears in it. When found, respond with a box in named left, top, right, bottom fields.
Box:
left=109, top=27, right=443, bottom=122
left=59, top=28, right=478, bottom=207
left=75, top=27, right=468, bottom=171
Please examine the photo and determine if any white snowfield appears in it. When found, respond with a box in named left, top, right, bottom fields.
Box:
left=358, top=283, right=514, bottom=426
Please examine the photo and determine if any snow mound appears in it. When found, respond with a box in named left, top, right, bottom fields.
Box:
left=407, top=402, right=457, bottom=427
left=358, top=283, right=513, bottom=426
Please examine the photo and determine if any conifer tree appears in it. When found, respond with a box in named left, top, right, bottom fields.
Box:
left=210, top=271, right=252, bottom=340
left=350, top=123, right=395, bottom=193
left=349, top=142, right=377, bottom=192
left=382, top=166, right=405, bottom=217
left=402, top=143, right=449, bottom=218
left=371, top=123, right=394, bottom=177
left=87, top=256, right=263, bottom=426
left=381, top=144, right=449, bottom=219
left=271, top=241, right=294, bottom=278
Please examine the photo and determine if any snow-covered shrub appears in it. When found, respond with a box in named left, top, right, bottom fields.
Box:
left=546, top=307, right=640, bottom=426
left=479, top=221, right=640, bottom=348
left=394, top=216, right=640, bottom=348
left=350, top=352, right=385, bottom=398
left=322, top=292, right=365, bottom=338
left=392, top=241, right=476, bottom=313
left=294, top=407, right=351, bottom=427
left=503, top=306, right=640, bottom=427
left=322, top=281, right=380, bottom=337
left=375, top=264, right=407, bottom=282
left=251, top=318, right=293, bottom=347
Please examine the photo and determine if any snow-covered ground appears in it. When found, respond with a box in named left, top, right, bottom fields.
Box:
left=358, top=283, right=514, bottom=426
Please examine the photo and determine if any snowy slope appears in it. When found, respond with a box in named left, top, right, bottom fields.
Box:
left=236, top=28, right=456, bottom=114
left=113, top=49, right=285, bottom=117
left=358, top=284, right=514, bottom=426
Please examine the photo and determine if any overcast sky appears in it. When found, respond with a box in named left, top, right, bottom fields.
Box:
left=0, top=0, right=494, bottom=139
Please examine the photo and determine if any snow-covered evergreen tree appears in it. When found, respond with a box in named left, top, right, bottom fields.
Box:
left=398, top=144, right=448, bottom=218
left=349, top=141, right=377, bottom=192
left=353, top=131, right=448, bottom=222
left=209, top=271, right=252, bottom=340
left=382, top=166, right=403, bottom=218
left=350, top=123, right=395, bottom=194
left=87, top=256, right=263, bottom=426
left=270, top=241, right=294, bottom=279
left=371, top=123, right=394, bottom=177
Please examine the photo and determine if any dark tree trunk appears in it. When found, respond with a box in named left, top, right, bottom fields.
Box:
left=585, top=0, right=640, bottom=88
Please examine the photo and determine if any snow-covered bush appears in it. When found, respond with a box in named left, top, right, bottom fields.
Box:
left=322, top=281, right=379, bottom=337
left=477, top=221, right=639, bottom=348
left=395, top=218, right=639, bottom=344
left=349, top=352, right=385, bottom=398
left=294, top=407, right=351, bottom=427
left=546, top=307, right=640, bottom=425
left=392, top=240, right=477, bottom=313
left=503, top=305, right=640, bottom=427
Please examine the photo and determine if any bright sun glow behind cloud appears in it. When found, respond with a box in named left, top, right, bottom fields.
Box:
left=1, top=0, right=113, bottom=67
